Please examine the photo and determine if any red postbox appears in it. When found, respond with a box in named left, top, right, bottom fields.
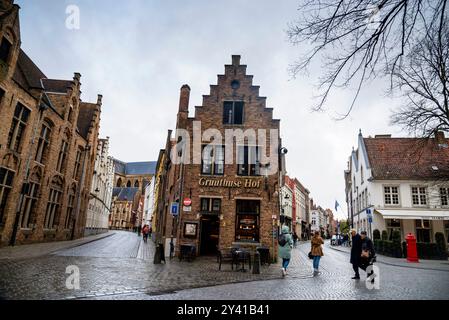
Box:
left=405, top=233, right=419, bottom=263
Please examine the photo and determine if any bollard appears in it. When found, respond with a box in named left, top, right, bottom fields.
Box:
left=153, top=243, right=162, bottom=264
left=160, top=243, right=166, bottom=264
left=252, top=252, right=261, bottom=274
left=153, top=243, right=166, bottom=264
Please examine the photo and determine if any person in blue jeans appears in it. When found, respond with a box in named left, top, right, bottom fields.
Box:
left=278, top=226, right=293, bottom=277
left=311, top=231, right=324, bottom=276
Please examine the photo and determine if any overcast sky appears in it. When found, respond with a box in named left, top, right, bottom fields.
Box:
left=16, top=0, right=407, bottom=220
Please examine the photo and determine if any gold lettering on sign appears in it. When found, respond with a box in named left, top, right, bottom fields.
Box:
left=199, top=178, right=261, bottom=189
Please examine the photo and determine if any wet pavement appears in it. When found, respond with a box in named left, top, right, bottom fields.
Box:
left=0, top=230, right=448, bottom=300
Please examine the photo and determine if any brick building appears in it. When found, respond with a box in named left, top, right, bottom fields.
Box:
left=0, top=0, right=102, bottom=246
left=158, top=55, right=283, bottom=259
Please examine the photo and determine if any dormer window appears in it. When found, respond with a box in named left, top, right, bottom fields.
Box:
left=0, top=37, right=12, bottom=63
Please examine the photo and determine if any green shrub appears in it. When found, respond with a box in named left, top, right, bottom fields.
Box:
left=373, top=229, right=381, bottom=240
left=435, top=232, right=448, bottom=260
left=381, top=230, right=388, bottom=240
left=417, top=242, right=442, bottom=260
left=374, top=239, right=381, bottom=252
left=392, top=230, right=401, bottom=243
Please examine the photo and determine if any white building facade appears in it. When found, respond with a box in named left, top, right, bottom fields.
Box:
left=345, top=131, right=449, bottom=244
left=310, top=206, right=326, bottom=235
left=280, top=182, right=293, bottom=231
left=85, top=138, right=114, bottom=236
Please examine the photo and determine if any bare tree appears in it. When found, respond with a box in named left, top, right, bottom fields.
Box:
left=390, top=18, right=449, bottom=137
left=287, top=0, right=448, bottom=119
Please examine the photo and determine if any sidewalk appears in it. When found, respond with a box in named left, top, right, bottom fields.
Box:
left=327, top=243, right=449, bottom=272
left=0, top=231, right=115, bottom=260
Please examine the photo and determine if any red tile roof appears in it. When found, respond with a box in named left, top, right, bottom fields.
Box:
left=363, top=136, right=449, bottom=180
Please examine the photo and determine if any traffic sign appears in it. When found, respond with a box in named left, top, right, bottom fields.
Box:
left=171, top=203, right=179, bottom=216
left=183, top=198, right=192, bottom=206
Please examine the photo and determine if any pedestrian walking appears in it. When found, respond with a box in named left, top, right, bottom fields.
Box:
left=142, top=224, right=150, bottom=243
left=278, top=226, right=293, bottom=277
left=292, top=232, right=298, bottom=248
left=350, top=229, right=362, bottom=279
left=311, top=231, right=324, bottom=276
left=360, top=231, right=376, bottom=283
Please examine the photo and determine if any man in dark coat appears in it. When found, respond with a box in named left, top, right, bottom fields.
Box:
left=350, top=229, right=362, bottom=279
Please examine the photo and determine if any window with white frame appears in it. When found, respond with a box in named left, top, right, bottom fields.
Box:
left=384, top=186, right=400, bottom=205
left=411, top=186, right=427, bottom=206
left=440, top=188, right=449, bottom=206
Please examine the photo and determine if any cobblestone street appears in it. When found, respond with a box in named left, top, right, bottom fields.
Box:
left=1, top=230, right=448, bottom=300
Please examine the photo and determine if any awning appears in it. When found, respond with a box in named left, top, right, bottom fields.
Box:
left=375, top=209, right=449, bottom=220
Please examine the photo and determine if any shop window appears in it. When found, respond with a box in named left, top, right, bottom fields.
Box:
left=0, top=167, right=14, bottom=226
left=7, top=103, right=31, bottom=152
left=235, top=200, right=260, bottom=242
left=440, top=188, right=449, bottom=206
left=415, top=219, right=432, bottom=243
left=237, top=146, right=261, bottom=176
left=0, top=37, right=12, bottom=63
left=201, top=145, right=224, bottom=175
left=386, top=219, right=401, bottom=240
left=223, top=101, right=244, bottom=125
left=384, top=186, right=400, bottom=205
left=200, top=198, right=221, bottom=213
left=412, top=186, right=428, bottom=206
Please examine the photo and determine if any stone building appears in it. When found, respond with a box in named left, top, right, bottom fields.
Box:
left=109, top=160, right=156, bottom=231
left=109, top=187, right=140, bottom=230
left=85, top=137, right=114, bottom=236
left=158, top=55, right=283, bottom=259
left=0, top=0, right=102, bottom=246
left=113, top=159, right=156, bottom=192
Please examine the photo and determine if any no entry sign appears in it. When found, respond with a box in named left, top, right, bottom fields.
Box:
left=183, top=198, right=192, bottom=206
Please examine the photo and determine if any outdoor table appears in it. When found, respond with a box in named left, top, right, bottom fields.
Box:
left=233, top=249, right=252, bottom=272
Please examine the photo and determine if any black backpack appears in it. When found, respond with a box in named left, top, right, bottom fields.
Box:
left=278, top=233, right=288, bottom=246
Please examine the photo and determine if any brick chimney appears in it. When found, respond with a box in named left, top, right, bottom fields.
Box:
left=179, top=84, right=190, bottom=113
left=176, top=84, right=190, bottom=129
